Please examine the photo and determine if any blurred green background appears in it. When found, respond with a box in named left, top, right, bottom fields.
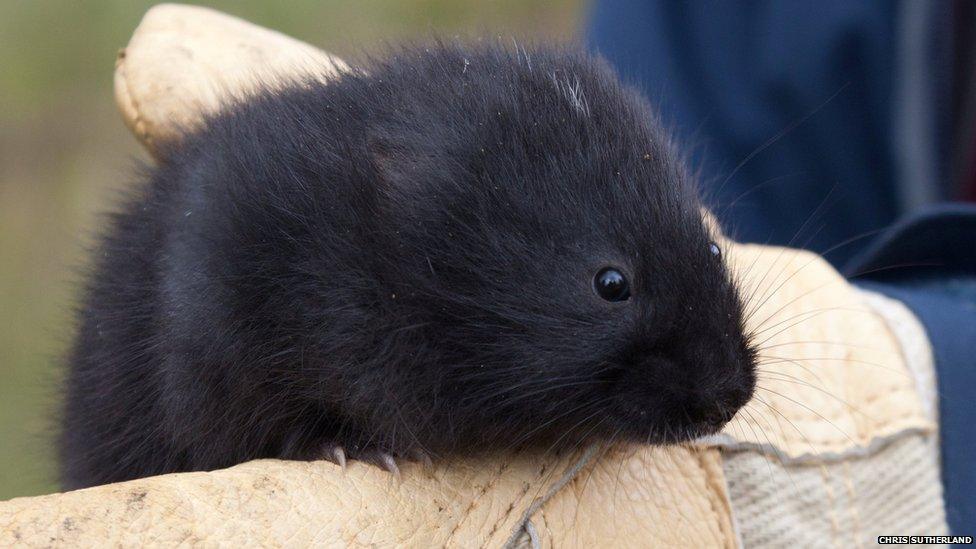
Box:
left=0, top=1, right=584, bottom=501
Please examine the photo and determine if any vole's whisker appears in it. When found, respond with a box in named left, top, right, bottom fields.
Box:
left=738, top=406, right=784, bottom=484
left=716, top=172, right=806, bottom=221
left=747, top=393, right=820, bottom=459
left=748, top=275, right=838, bottom=334
left=751, top=306, right=872, bottom=347
left=712, top=84, right=848, bottom=201
left=741, top=220, right=827, bottom=324
left=757, top=339, right=894, bottom=354
left=462, top=368, right=612, bottom=407
left=758, top=354, right=910, bottom=378
left=756, top=385, right=857, bottom=447
left=755, top=369, right=875, bottom=420
left=744, top=229, right=890, bottom=334
left=471, top=378, right=607, bottom=411
left=505, top=397, right=611, bottom=453
left=741, top=185, right=836, bottom=319
left=847, top=261, right=945, bottom=278
left=754, top=357, right=829, bottom=387
left=743, top=403, right=803, bottom=495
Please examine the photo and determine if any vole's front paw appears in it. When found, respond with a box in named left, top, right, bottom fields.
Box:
left=318, top=442, right=432, bottom=479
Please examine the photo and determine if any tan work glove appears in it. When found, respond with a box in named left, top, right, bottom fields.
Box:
left=0, top=5, right=940, bottom=547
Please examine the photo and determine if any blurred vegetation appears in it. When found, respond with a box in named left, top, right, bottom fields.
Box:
left=0, top=1, right=584, bottom=500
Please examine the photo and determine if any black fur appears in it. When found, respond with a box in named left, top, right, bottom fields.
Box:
left=60, top=42, right=756, bottom=489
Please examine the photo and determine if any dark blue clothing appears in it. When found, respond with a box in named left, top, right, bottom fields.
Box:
left=588, top=0, right=975, bottom=534
left=845, top=204, right=976, bottom=280
left=589, top=1, right=903, bottom=266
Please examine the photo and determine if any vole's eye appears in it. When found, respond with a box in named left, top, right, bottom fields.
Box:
left=709, top=242, right=721, bottom=257
left=594, top=267, right=630, bottom=302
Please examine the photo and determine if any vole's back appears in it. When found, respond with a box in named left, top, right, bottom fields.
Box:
left=61, top=43, right=563, bottom=487
left=61, top=42, right=753, bottom=489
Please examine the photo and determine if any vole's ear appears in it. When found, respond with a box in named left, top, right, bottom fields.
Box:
left=367, top=132, right=443, bottom=196
left=368, top=136, right=408, bottom=190
left=368, top=137, right=401, bottom=181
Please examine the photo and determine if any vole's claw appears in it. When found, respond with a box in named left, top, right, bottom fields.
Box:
left=317, top=443, right=411, bottom=479
left=319, top=443, right=347, bottom=471
left=332, top=446, right=347, bottom=470
left=379, top=452, right=401, bottom=480
left=411, top=448, right=434, bottom=469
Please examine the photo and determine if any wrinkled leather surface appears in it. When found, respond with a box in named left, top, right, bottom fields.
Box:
left=0, top=5, right=935, bottom=547
left=0, top=443, right=740, bottom=548
left=535, top=445, right=736, bottom=548
left=0, top=449, right=594, bottom=547
left=114, top=3, right=346, bottom=157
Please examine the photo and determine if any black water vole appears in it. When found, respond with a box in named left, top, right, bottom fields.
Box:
left=60, top=42, right=756, bottom=489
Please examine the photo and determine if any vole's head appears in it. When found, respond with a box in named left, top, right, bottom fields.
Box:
left=332, top=43, right=757, bottom=453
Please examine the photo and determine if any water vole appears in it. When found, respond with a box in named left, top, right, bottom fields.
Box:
left=60, top=42, right=755, bottom=489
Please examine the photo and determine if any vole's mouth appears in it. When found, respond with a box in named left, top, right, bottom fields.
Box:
left=602, top=402, right=739, bottom=445
left=594, top=359, right=754, bottom=445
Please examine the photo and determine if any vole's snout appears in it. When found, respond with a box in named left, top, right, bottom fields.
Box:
left=604, top=341, right=756, bottom=442
left=687, top=350, right=757, bottom=432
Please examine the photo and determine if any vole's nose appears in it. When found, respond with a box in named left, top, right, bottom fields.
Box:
left=702, top=403, right=731, bottom=423
left=641, top=353, right=751, bottom=429
left=698, top=401, right=738, bottom=430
